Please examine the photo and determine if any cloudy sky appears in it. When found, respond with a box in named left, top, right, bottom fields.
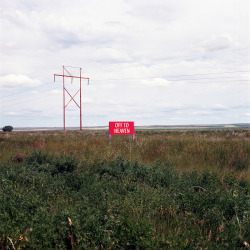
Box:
left=0, top=0, right=249, bottom=128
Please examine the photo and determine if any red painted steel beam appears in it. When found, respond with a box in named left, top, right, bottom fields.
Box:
left=54, top=74, right=89, bottom=80
left=65, top=89, right=80, bottom=108
left=54, top=66, right=89, bottom=131
left=63, top=67, right=66, bottom=131
left=80, top=68, right=82, bottom=131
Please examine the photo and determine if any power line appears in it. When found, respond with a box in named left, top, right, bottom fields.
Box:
left=1, top=70, right=249, bottom=106
left=2, top=79, right=248, bottom=105
left=2, top=79, right=248, bottom=108
left=1, top=85, right=62, bottom=104
left=91, top=77, right=249, bottom=83
left=91, top=79, right=249, bottom=85
left=1, top=90, right=61, bottom=107
left=90, top=70, right=249, bottom=82
left=1, top=81, right=60, bottom=99
left=1, top=70, right=248, bottom=97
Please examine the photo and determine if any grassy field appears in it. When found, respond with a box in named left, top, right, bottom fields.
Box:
left=0, top=129, right=249, bottom=249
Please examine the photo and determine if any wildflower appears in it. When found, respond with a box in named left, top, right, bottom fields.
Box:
left=25, top=228, right=30, bottom=233
left=173, top=193, right=176, bottom=196
left=243, top=241, right=249, bottom=247
left=68, top=217, right=72, bottom=226
left=233, top=190, right=238, bottom=198
left=168, top=195, right=171, bottom=197
left=225, top=243, right=229, bottom=247
left=110, top=216, right=115, bottom=219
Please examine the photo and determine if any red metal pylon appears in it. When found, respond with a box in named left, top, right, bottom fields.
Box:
left=54, top=66, right=89, bottom=131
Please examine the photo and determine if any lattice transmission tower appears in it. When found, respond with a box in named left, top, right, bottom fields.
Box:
left=54, top=66, right=89, bottom=131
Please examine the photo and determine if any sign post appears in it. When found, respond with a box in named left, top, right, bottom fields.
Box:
left=109, top=121, right=135, bottom=143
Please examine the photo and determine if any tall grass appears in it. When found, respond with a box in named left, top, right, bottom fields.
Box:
left=0, top=129, right=249, bottom=180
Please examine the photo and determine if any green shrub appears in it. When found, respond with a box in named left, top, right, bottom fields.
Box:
left=231, top=155, right=248, bottom=170
left=2, top=125, right=13, bottom=132
left=52, top=154, right=78, bottom=175
left=25, top=150, right=51, bottom=165
left=25, top=151, right=78, bottom=176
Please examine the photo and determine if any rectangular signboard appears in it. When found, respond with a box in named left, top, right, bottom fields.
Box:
left=109, top=121, right=134, bottom=135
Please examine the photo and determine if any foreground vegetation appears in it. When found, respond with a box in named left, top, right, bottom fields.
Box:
left=0, top=129, right=249, bottom=248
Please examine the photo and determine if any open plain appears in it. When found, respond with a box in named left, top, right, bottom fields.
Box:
left=0, top=129, right=249, bottom=249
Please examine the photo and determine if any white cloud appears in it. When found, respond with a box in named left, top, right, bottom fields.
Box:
left=5, top=110, right=42, bottom=117
left=0, top=74, right=40, bottom=89
left=93, top=48, right=132, bottom=63
left=141, top=78, right=171, bottom=86
left=211, top=104, right=230, bottom=110
left=49, top=89, right=61, bottom=94
left=6, top=111, right=17, bottom=116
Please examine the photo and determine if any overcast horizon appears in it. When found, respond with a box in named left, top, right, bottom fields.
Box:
left=1, top=0, right=249, bottom=128
left=7, top=122, right=250, bottom=130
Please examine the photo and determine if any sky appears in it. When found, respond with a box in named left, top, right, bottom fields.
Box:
left=0, top=0, right=249, bottom=128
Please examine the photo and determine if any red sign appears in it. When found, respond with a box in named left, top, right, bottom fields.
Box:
left=109, top=121, right=134, bottom=135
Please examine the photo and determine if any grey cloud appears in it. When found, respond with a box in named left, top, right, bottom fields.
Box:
left=159, top=104, right=229, bottom=114
left=6, top=110, right=42, bottom=117
left=194, top=35, right=232, bottom=52
left=52, top=33, right=82, bottom=49
left=126, top=0, right=180, bottom=23
left=206, top=37, right=231, bottom=52
left=229, top=104, right=250, bottom=110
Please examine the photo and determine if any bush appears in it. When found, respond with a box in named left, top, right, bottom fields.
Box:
left=2, top=125, right=13, bottom=132
left=52, top=154, right=78, bottom=175
left=231, top=155, right=249, bottom=170
left=25, top=150, right=52, bottom=167
left=25, top=150, right=78, bottom=176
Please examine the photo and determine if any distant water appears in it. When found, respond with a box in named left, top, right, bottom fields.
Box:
left=13, top=127, right=108, bottom=131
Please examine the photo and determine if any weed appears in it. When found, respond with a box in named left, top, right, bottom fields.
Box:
left=0, top=130, right=249, bottom=248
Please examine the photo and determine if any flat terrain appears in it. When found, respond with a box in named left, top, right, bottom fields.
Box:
left=0, top=129, right=249, bottom=249
left=1, top=128, right=249, bottom=179
left=11, top=123, right=250, bottom=132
